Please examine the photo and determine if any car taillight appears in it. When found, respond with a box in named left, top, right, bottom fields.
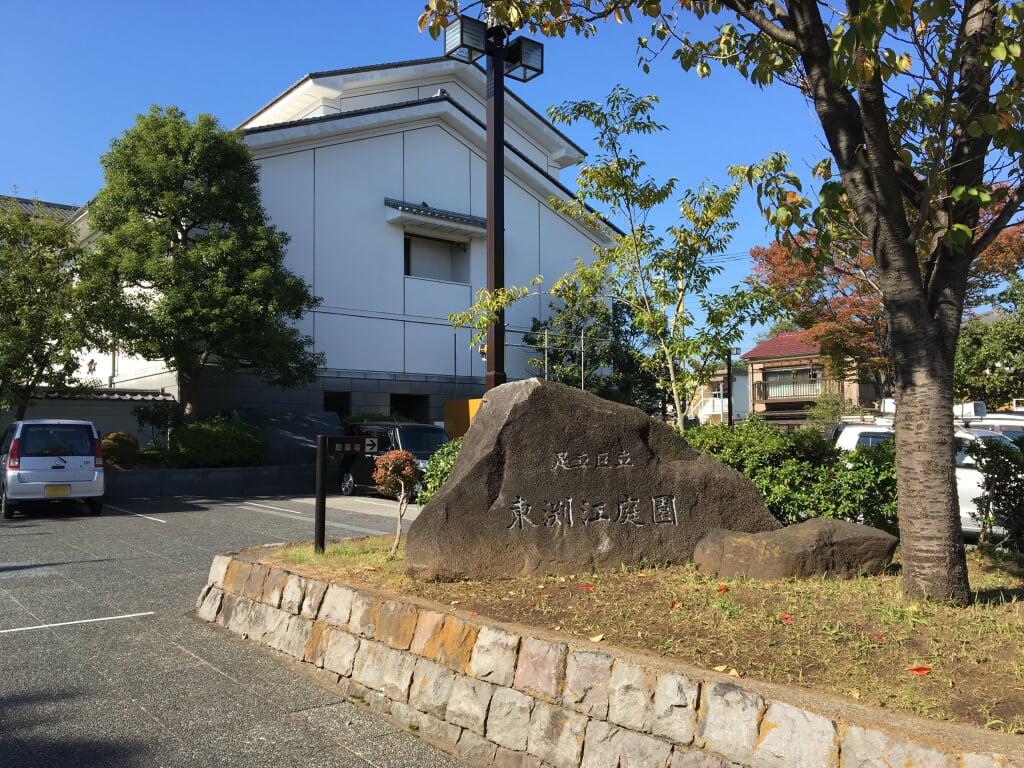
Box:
left=94, top=437, right=104, bottom=469
left=7, top=437, right=20, bottom=469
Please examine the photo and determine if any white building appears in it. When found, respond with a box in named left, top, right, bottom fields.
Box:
left=85, top=58, right=611, bottom=444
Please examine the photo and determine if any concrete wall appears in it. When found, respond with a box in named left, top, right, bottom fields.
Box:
left=197, top=554, right=1023, bottom=768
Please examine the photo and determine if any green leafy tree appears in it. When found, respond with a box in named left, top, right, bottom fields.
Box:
left=0, top=198, right=100, bottom=419
left=955, top=277, right=1024, bottom=408
left=422, top=0, right=1024, bottom=604
left=82, top=106, right=324, bottom=418
left=523, top=288, right=662, bottom=413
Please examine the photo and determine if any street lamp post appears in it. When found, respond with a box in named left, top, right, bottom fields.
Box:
left=443, top=9, right=543, bottom=392
left=726, top=347, right=741, bottom=426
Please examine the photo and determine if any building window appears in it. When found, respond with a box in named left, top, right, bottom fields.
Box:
left=404, top=234, right=470, bottom=283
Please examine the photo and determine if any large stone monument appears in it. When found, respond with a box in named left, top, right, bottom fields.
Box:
left=405, top=378, right=780, bottom=580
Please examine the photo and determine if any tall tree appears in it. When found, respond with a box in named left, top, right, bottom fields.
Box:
left=422, top=0, right=1024, bottom=604
left=451, top=87, right=778, bottom=421
left=955, top=276, right=1024, bottom=407
left=0, top=198, right=98, bottom=419
left=523, top=286, right=662, bottom=413
left=83, top=106, right=324, bottom=417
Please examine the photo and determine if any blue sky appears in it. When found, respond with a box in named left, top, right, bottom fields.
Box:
left=3, top=0, right=824, bottom=349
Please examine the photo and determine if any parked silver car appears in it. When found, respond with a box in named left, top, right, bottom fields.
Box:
left=0, top=419, right=105, bottom=518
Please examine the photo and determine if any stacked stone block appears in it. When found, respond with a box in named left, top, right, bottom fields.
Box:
left=196, top=554, right=1022, bottom=768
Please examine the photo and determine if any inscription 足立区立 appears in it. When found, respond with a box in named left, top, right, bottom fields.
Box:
left=551, top=449, right=634, bottom=470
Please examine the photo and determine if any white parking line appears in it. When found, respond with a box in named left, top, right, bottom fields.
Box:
left=0, top=611, right=155, bottom=634
left=106, top=504, right=167, bottom=523
left=244, top=501, right=304, bottom=515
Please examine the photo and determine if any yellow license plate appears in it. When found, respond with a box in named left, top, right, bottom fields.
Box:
left=45, top=485, right=71, bottom=497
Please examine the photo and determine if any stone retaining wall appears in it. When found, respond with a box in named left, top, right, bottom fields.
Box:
left=196, top=553, right=1023, bottom=768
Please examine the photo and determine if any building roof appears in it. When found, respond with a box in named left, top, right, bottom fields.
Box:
left=742, top=331, right=819, bottom=361
left=1, top=195, right=78, bottom=222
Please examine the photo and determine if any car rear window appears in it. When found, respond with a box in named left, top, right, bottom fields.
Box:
left=19, top=424, right=95, bottom=457
left=398, top=426, right=449, bottom=454
left=855, top=431, right=892, bottom=448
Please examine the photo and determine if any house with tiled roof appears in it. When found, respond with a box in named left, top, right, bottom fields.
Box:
left=741, top=331, right=883, bottom=428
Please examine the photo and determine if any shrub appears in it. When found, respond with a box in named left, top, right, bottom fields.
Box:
left=373, top=450, right=421, bottom=500
left=101, top=431, right=140, bottom=469
left=417, top=437, right=462, bottom=505
left=166, top=418, right=267, bottom=468
left=684, top=417, right=897, bottom=532
left=968, top=437, right=1024, bottom=549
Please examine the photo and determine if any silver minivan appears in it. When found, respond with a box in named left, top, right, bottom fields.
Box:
left=0, top=419, right=105, bottom=518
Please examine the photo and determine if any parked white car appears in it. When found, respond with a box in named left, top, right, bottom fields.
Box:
left=0, top=419, right=105, bottom=518
left=832, top=421, right=1011, bottom=537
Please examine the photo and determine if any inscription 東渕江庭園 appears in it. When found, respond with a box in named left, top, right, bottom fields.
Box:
left=506, top=494, right=678, bottom=530
left=506, top=447, right=676, bottom=531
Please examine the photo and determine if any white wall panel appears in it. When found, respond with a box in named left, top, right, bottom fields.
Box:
left=403, top=126, right=474, bottom=214
left=405, top=322, right=470, bottom=376
left=404, top=277, right=472, bottom=320
left=314, top=135, right=405, bottom=313
left=317, top=313, right=404, bottom=372
left=256, top=151, right=316, bottom=337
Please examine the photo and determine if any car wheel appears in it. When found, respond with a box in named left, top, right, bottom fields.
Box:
left=87, top=499, right=103, bottom=516
left=340, top=472, right=355, bottom=496
left=1, top=488, right=15, bottom=519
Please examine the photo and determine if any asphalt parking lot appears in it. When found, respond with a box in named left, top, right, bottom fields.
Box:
left=0, top=494, right=467, bottom=768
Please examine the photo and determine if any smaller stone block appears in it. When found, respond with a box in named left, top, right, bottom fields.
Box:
left=380, top=647, right=417, bottom=702
left=261, top=569, right=289, bottom=608
left=564, top=650, right=613, bottom=719
left=652, top=671, right=699, bottom=745
left=206, top=554, right=231, bottom=588
left=347, top=592, right=378, bottom=638
left=457, top=729, right=499, bottom=766
left=487, top=687, right=535, bottom=752
left=323, top=630, right=360, bottom=678
left=514, top=636, right=568, bottom=703
left=842, top=726, right=957, bottom=768
left=222, top=560, right=251, bottom=595
left=408, top=658, right=456, bottom=719
left=418, top=615, right=479, bottom=674
left=318, top=583, right=355, bottom=627
left=304, top=621, right=333, bottom=667
left=195, top=586, right=223, bottom=623
left=697, top=682, right=764, bottom=766
left=280, top=574, right=306, bottom=614
left=352, top=639, right=389, bottom=691
left=300, top=579, right=328, bottom=618
left=375, top=600, right=420, bottom=650
left=527, top=702, right=588, bottom=768
left=468, top=625, right=520, bottom=687
left=243, top=563, right=270, bottom=601
left=754, top=700, right=838, bottom=768
left=410, top=609, right=446, bottom=656
left=608, top=659, right=656, bottom=732
left=447, top=675, right=496, bottom=735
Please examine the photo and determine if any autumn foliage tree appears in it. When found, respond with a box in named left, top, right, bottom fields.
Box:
left=373, top=450, right=422, bottom=557
left=421, top=0, right=1024, bottom=605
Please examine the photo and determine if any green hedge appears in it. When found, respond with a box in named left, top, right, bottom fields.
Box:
left=166, top=418, right=267, bottom=468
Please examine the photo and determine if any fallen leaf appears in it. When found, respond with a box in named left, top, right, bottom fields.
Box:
left=728, top=668, right=741, bottom=678
left=871, top=636, right=884, bottom=643
left=579, top=584, right=594, bottom=591
left=362, top=566, right=379, bottom=572
left=717, top=584, right=729, bottom=593
left=780, top=613, right=793, bottom=624
left=469, top=611, right=478, bottom=616
left=850, top=689, right=861, bottom=699
left=670, top=600, right=682, bottom=610
left=909, top=666, right=932, bottom=676
left=450, top=600, right=460, bottom=605
left=713, top=665, right=728, bottom=672
left=635, top=573, right=646, bottom=578
left=589, top=633, right=604, bottom=643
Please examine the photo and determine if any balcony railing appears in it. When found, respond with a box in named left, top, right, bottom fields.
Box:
left=753, top=379, right=843, bottom=402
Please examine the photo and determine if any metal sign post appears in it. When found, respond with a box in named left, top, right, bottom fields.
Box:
left=313, top=434, right=372, bottom=553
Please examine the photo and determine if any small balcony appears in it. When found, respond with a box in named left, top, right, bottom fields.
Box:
left=752, top=378, right=843, bottom=403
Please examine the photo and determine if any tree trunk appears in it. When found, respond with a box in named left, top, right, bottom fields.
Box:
left=887, top=292, right=971, bottom=605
